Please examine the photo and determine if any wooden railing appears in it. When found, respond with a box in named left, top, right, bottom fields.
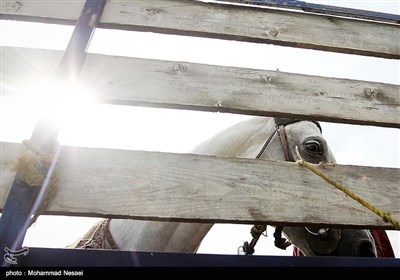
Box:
left=1, top=0, right=399, bottom=230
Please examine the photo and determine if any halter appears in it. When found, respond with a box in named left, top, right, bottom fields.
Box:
left=242, top=118, right=341, bottom=256
left=256, top=117, right=322, bottom=160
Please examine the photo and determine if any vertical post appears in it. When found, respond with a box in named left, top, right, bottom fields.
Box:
left=0, top=0, right=106, bottom=267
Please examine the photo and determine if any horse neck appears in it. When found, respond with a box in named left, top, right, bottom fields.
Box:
left=109, top=219, right=213, bottom=252
left=109, top=117, right=278, bottom=252
left=192, top=116, right=278, bottom=158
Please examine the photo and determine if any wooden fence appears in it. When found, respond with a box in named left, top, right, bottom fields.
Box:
left=1, top=0, right=399, bottom=235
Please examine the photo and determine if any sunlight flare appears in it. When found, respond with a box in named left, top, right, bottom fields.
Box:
left=8, top=79, right=98, bottom=143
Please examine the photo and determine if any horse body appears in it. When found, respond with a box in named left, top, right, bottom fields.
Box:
left=73, top=116, right=378, bottom=257
left=108, top=117, right=271, bottom=253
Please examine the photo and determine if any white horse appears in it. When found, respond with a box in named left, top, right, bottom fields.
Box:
left=70, top=116, right=379, bottom=257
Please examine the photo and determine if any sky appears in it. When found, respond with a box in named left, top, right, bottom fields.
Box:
left=0, top=0, right=399, bottom=258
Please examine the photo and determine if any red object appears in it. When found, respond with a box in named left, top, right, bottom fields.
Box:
left=370, top=229, right=395, bottom=258
left=293, top=229, right=395, bottom=257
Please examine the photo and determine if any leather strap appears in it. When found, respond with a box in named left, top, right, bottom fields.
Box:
left=277, top=125, right=290, bottom=161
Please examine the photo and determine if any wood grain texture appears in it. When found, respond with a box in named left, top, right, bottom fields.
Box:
left=3, top=47, right=399, bottom=127
left=1, top=142, right=399, bottom=229
left=1, top=0, right=398, bottom=58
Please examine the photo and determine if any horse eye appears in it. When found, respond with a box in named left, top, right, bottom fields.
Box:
left=304, top=140, right=321, bottom=154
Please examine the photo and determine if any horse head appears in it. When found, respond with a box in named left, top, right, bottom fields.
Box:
left=255, top=117, right=377, bottom=257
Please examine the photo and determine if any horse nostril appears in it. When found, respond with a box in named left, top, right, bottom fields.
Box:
left=358, top=241, right=376, bottom=257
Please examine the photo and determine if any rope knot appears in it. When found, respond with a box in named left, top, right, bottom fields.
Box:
left=10, top=140, right=55, bottom=187
left=9, top=139, right=59, bottom=222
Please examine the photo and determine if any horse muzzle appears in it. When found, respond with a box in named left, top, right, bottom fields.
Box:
left=305, top=226, right=341, bottom=255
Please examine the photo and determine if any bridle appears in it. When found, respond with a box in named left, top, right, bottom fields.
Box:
left=256, top=117, right=322, bottom=160
left=243, top=117, right=341, bottom=256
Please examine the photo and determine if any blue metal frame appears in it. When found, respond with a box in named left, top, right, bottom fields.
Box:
left=0, top=0, right=106, bottom=267
left=215, top=0, right=400, bottom=24
left=14, top=247, right=400, bottom=267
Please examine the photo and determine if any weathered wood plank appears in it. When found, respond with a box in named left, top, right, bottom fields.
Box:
left=214, top=0, right=400, bottom=24
left=1, top=0, right=398, bottom=58
left=1, top=142, right=399, bottom=229
left=3, top=47, right=399, bottom=128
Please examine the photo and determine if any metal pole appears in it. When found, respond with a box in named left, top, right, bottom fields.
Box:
left=0, top=0, right=106, bottom=267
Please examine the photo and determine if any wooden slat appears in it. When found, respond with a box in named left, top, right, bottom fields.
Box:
left=1, top=142, right=399, bottom=229
left=2, top=47, right=400, bottom=128
left=1, top=0, right=399, bottom=59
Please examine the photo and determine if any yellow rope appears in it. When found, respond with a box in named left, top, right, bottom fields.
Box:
left=10, top=141, right=52, bottom=187
left=294, top=146, right=400, bottom=230
left=10, top=139, right=58, bottom=222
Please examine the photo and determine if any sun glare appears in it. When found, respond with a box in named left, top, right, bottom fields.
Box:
left=10, top=79, right=98, bottom=144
